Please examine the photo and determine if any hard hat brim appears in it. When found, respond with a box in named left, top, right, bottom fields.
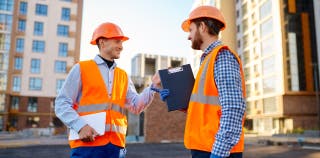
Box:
left=181, top=17, right=226, bottom=32
left=90, top=36, right=129, bottom=45
left=181, top=19, right=191, bottom=32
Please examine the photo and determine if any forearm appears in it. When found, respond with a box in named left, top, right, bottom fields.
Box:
left=55, top=97, right=87, bottom=132
left=125, top=84, right=155, bottom=114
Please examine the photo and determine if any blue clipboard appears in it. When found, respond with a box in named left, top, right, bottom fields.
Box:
left=158, top=64, right=195, bottom=111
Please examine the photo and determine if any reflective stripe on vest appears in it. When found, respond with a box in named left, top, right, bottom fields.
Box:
left=190, top=50, right=220, bottom=105
left=105, top=124, right=127, bottom=135
left=77, top=103, right=125, bottom=115
left=190, top=94, right=220, bottom=105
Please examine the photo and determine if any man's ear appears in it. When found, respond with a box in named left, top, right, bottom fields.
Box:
left=98, top=39, right=102, bottom=45
left=199, top=21, right=207, bottom=33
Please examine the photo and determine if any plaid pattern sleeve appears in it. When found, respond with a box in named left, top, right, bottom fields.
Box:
left=211, top=49, right=246, bottom=157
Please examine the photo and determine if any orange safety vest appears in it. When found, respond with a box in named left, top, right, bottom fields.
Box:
left=69, top=60, right=128, bottom=148
left=184, top=45, right=246, bottom=153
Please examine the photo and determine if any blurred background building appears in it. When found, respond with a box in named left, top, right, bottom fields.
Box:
left=129, top=53, right=187, bottom=142
left=236, top=0, right=319, bottom=135
left=0, top=0, right=83, bottom=132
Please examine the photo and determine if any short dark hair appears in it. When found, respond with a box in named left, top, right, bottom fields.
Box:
left=96, top=37, right=107, bottom=49
left=191, top=17, right=224, bottom=36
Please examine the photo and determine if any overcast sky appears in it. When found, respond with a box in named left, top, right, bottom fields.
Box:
left=80, top=0, right=195, bottom=73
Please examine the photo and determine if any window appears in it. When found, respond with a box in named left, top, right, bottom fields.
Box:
left=56, top=79, right=64, bottom=93
left=244, top=67, right=250, bottom=80
left=16, top=38, right=24, bottom=53
left=55, top=61, right=67, bottom=73
left=30, top=59, right=41, bottom=73
left=0, top=73, right=7, bottom=91
left=241, top=3, right=247, bottom=17
left=263, top=97, right=277, bottom=114
left=12, top=76, right=21, bottom=92
left=57, top=25, right=69, bottom=36
left=61, top=8, right=70, bottom=21
left=263, top=76, right=277, bottom=93
left=0, top=94, right=4, bottom=112
left=0, top=54, right=8, bottom=70
left=245, top=83, right=251, bottom=96
left=0, top=0, right=14, bottom=11
left=9, top=116, right=18, bottom=129
left=0, top=116, right=2, bottom=131
left=18, top=19, right=26, bottom=32
left=35, top=4, right=48, bottom=16
left=0, top=14, right=13, bottom=31
left=27, top=97, right=38, bottom=112
left=0, top=34, right=10, bottom=52
left=14, top=57, right=23, bottom=70
left=260, top=18, right=273, bottom=38
left=29, top=77, right=42, bottom=90
left=260, top=0, right=272, bottom=20
left=242, top=19, right=248, bottom=33
left=243, top=50, right=250, bottom=64
left=243, top=34, right=249, bottom=49
left=27, top=116, right=40, bottom=127
left=11, top=96, right=19, bottom=111
left=59, top=43, right=68, bottom=57
left=262, top=56, right=275, bottom=76
left=19, top=1, right=27, bottom=15
left=32, top=40, right=45, bottom=53
left=33, top=21, right=43, bottom=36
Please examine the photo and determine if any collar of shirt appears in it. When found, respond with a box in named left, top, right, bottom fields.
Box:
left=200, top=40, right=222, bottom=64
left=94, top=55, right=117, bottom=69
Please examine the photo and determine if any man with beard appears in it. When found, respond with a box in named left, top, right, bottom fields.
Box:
left=154, top=6, right=246, bottom=158
left=182, top=5, right=246, bottom=158
left=55, top=22, right=161, bottom=158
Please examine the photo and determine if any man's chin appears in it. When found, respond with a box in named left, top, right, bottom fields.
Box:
left=191, top=45, right=201, bottom=50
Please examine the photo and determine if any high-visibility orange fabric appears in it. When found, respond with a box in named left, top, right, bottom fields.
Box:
left=184, top=45, right=246, bottom=153
left=69, top=60, right=128, bottom=148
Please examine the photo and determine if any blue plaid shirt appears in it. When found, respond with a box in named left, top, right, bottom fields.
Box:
left=201, top=41, right=246, bottom=158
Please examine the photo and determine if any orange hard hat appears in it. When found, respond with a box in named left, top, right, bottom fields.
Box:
left=90, top=22, right=129, bottom=45
left=181, top=5, right=226, bottom=32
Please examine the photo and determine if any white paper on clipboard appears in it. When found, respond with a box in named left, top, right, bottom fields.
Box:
left=68, top=112, right=106, bottom=140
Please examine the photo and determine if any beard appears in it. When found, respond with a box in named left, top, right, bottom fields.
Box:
left=191, top=30, right=203, bottom=50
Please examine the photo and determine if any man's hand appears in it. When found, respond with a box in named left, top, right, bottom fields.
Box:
left=78, top=124, right=99, bottom=142
left=151, top=88, right=170, bottom=101
left=152, top=72, right=161, bottom=88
